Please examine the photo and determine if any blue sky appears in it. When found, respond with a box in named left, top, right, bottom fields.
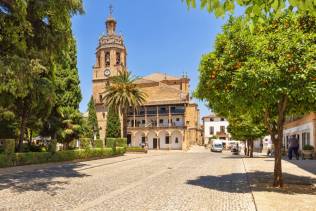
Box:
left=72, top=0, right=241, bottom=119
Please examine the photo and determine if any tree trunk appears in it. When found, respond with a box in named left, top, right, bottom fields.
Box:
left=118, top=109, right=124, bottom=138
left=272, top=95, right=288, bottom=187
left=273, top=135, right=283, bottom=187
left=246, top=140, right=250, bottom=156
left=28, top=129, right=32, bottom=147
left=249, top=140, right=254, bottom=158
left=18, top=110, right=27, bottom=152
left=244, top=141, right=248, bottom=156
left=122, top=111, right=128, bottom=138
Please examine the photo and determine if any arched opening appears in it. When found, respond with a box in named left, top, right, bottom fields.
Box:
left=171, top=130, right=183, bottom=150
left=158, top=130, right=170, bottom=149
left=147, top=131, right=158, bottom=149
left=134, top=131, right=145, bottom=147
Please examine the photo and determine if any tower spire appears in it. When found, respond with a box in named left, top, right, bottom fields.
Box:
left=105, top=4, right=116, bottom=35
left=109, top=4, right=113, bottom=17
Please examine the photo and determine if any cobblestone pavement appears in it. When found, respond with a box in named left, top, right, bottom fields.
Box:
left=0, top=151, right=256, bottom=211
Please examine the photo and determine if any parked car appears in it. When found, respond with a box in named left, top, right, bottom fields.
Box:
left=211, top=140, right=223, bottom=152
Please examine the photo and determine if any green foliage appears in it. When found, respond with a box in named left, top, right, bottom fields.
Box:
left=126, top=147, right=147, bottom=153
left=80, top=138, right=91, bottom=149
left=209, top=135, right=218, bottom=140
left=0, top=154, right=8, bottom=167
left=184, top=0, right=316, bottom=20
left=303, top=145, right=314, bottom=150
left=106, top=138, right=127, bottom=154
left=106, top=138, right=117, bottom=150
left=93, top=139, right=104, bottom=148
left=227, top=114, right=266, bottom=141
left=85, top=96, right=99, bottom=139
left=102, top=71, right=147, bottom=138
left=106, top=106, right=121, bottom=138
left=0, top=147, right=126, bottom=168
left=3, top=139, right=15, bottom=155
left=0, top=109, right=17, bottom=139
left=195, top=12, right=316, bottom=187
left=0, top=1, right=83, bottom=150
left=3, top=139, right=15, bottom=166
left=48, top=140, right=57, bottom=153
left=116, top=138, right=127, bottom=148
left=56, top=107, right=83, bottom=149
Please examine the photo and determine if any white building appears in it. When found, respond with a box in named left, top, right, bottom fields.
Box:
left=202, top=114, right=230, bottom=145
left=283, top=113, right=316, bottom=152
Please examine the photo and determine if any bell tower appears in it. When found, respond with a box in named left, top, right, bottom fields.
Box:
left=92, top=5, right=127, bottom=139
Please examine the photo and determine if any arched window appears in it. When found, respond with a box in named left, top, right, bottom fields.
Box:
left=105, top=52, right=110, bottom=67
left=175, top=137, right=179, bottom=144
left=97, top=55, right=101, bottom=67
left=116, top=52, right=121, bottom=65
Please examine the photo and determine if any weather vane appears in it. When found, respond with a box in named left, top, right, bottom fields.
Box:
left=109, top=4, right=113, bottom=16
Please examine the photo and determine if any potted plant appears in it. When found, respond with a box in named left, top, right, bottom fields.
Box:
left=302, top=145, right=314, bottom=160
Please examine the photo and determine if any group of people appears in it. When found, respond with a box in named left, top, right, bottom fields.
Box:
left=266, top=135, right=300, bottom=160
left=287, top=135, right=300, bottom=160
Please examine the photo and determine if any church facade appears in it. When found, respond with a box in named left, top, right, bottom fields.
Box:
left=92, top=10, right=201, bottom=150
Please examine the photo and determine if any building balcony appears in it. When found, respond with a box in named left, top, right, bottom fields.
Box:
left=128, top=110, right=185, bottom=117
left=127, top=122, right=185, bottom=129
left=127, top=105, right=185, bottom=117
left=216, top=131, right=228, bottom=137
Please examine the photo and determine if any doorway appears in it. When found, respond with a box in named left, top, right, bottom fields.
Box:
left=127, top=134, right=131, bottom=146
left=153, top=138, right=158, bottom=149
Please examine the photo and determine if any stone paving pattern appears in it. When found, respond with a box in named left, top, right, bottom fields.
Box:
left=0, top=150, right=256, bottom=211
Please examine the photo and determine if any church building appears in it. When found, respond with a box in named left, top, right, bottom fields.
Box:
left=92, top=8, right=201, bottom=150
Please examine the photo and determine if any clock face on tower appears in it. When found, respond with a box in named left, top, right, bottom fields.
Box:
left=104, top=68, right=111, bottom=77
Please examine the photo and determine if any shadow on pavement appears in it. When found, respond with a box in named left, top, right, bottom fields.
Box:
left=286, top=159, right=316, bottom=175
left=186, top=171, right=316, bottom=195
left=0, top=163, right=90, bottom=195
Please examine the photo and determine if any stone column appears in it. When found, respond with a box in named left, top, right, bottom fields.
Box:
left=156, top=106, right=159, bottom=127
left=133, top=109, right=136, bottom=128
left=168, top=106, right=171, bottom=127
left=145, top=107, right=147, bottom=126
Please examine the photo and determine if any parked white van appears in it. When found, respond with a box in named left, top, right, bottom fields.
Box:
left=211, top=139, right=223, bottom=152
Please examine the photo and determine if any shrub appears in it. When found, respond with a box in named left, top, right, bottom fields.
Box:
left=80, top=138, right=91, bottom=149
left=126, top=146, right=147, bottom=153
left=106, top=138, right=117, bottom=152
left=106, top=138, right=127, bottom=149
left=3, top=139, right=15, bottom=155
left=116, top=138, right=127, bottom=148
left=48, top=140, right=57, bottom=153
left=93, top=139, right=104, bottom=148
left=16, top=152, right=50, bottom=165
left=115, top=147, right=126, bottom=155
left=303, top=145, right=314, bottom=150
left=0, top=147, right=126, bottom=168
left=29, top=144, right=47, bottom=152
left=69, top=140, right=78, bottom=150
left=0, top=154, right=9, bottom=167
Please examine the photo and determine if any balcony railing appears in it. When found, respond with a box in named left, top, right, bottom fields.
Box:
left=128, top=106, right=185, bottom=117
left=128, top=122, right=184, bottom=128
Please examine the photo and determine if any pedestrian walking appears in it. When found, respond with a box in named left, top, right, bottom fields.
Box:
left=288, top=135, right=299, bottom=160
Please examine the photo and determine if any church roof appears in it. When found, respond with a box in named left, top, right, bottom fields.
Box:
left=142, top=72, right=181, bottom=82
left=133, top=78, right=156, bottom=84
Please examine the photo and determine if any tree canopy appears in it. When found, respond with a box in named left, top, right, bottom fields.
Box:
left=85, top=96, right=99, bottom=139
left=106, top=106, right=121, bottom=138
left=102, top=71, right=147, bottom=138
left=0, top=0, right=83, bottom=150
left=184, top=0, right=316, bottom=20
left=195, top=12, right=316, bottom=187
